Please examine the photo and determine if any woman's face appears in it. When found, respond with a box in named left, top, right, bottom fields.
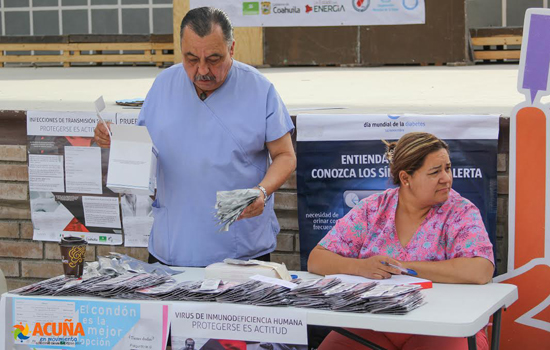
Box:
left=403, top=148, right=453, bottom=206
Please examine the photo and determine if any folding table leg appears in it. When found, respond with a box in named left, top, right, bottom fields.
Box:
left=468, top=335, right=477, bottom=350
left=491, top=308, right=503, bottom=350
left=332, top=327, right=387, bottom=350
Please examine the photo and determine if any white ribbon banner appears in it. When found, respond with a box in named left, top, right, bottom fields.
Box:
left=190, top=0, right=425, bottom=27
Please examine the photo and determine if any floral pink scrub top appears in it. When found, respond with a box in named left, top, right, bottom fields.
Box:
left=319, top=187, right=494, bottom=264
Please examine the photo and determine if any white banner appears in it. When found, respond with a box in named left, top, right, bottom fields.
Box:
left=190, top=0, right=425, bottom=27
left=171, top=303, right=307, bottom=348
left=297, top=114, right=501, bottom=142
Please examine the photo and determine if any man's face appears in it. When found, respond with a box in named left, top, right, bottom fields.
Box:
left=181, top=24, right=235, bottom=93
left=184, top=338, right=195, bottom=349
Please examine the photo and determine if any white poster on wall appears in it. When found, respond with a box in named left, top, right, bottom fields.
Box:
left=190, top=0, right=425, bottom=27
left=27, top=110, right=152, bottom=247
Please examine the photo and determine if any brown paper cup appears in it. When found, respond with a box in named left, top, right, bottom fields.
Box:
left=59, top=236, right=87, bottom=278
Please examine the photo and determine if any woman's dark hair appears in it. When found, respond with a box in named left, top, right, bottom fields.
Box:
left=180, top=7, right=234, bottom=48
left=383, top=132, right=449, bottom=185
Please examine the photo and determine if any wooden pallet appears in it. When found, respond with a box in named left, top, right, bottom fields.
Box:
left=470, top=27, right=522, bottom=62
left=0, top=34, right=174, bottom=67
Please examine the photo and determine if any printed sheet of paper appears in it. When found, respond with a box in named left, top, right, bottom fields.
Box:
left=121, top=194, right=154, bottom=247
left=28, top=154, right=65, bottom=192
left=64, top=146, right=102, bottom=194
left=123, top=217, right=153, bottom=247
left=82, top=196, right=121, bottom=229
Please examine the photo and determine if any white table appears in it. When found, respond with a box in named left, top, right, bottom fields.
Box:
left=1, top=268, right=518, bottom=350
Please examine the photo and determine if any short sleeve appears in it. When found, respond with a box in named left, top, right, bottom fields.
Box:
left=318, top=201, right=369, bottom=258
left=265, top=84, right=294, bottom=143
left=445, top=202, right=495, bottom=265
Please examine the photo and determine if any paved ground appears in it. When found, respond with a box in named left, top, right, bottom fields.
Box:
left=0, top=64, right=526, bottom=116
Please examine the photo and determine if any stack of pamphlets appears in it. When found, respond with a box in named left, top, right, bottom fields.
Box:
left=10, top=274, right=426, bottom=315
left=214, top=188, right=261, bottom=231
left=215, top=279, right=292, bottom=306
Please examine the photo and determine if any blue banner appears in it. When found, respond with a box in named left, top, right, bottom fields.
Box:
left=296, top=114, right=499, bottom=271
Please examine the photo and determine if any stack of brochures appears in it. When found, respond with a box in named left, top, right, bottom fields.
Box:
left=10, top=274, right=426, bottom=315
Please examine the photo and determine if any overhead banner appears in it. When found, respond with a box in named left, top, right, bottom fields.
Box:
left=190, top=0, right=425, bottom=27
left=171, top=302, right=308, bottom=349
left=4, top=296, right=170, bottom=349
left=27, top=111, right=153, bottom=246
left=296, top=114, right=500, bottom=270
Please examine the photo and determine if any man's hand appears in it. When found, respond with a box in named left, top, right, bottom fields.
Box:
left=356, top=255, right=403, bottom=280
left=94, top=121, right=112, bottom=148
left=238, top=191, right=265, bottom=220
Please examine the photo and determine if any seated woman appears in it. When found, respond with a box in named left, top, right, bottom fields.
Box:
left=308, top=132, right=494, bottom=350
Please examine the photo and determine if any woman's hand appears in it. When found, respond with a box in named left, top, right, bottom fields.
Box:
left=308, top=246, right=403, bottom=279
left=355, top=255, right=403, bottom=280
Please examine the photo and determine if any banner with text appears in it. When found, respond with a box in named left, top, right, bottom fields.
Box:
left=190, top=0, right=425, bottom=27
left=27, top=111, right=152, bottom=246
left=296, top=114, right=500, bottom=270
left=171, top=302, right=307, bottom=349
left=5, top=296, right=169, bottom=350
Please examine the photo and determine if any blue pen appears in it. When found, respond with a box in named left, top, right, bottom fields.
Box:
left=381, top=261, right=418, bottom=276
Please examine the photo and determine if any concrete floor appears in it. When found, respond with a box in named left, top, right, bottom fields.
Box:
left=0, top=64, right=527, bottom=117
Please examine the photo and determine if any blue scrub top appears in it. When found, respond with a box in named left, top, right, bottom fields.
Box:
left=137, top=61, right=294, bottom=266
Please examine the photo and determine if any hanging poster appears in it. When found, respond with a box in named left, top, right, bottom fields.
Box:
left=27, top=110, right=152, bottom=247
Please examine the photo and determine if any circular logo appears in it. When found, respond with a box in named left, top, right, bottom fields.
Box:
left=12, top=324, right=30, bottom=341
left=345, top=192, right=360, bottom=208
left=403, top=0, right=419, bottom=10
left=352, top=0, right=370, bottom=12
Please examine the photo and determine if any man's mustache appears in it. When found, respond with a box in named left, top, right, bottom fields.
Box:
left=195, top=74, right=215, bottom=81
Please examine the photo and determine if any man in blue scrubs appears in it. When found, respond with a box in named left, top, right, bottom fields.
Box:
left=95, top=7, right=296, bottom=267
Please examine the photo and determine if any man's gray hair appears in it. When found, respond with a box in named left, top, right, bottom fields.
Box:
left=180, top=7, right=234, bottom=48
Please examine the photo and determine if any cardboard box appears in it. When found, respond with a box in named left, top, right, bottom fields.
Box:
left=106, top=124, right=157, bottom=195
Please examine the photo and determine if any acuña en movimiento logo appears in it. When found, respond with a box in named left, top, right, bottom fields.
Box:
left=12, top=319, right=85, bottom=343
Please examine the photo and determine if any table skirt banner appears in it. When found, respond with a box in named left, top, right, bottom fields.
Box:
left=171, top=302, right=308, bottom=349
left=3, top=295, right=170, bottom=350
left=296, top=114, right=500, bottom=270
left=27, top=110, right=153, bottom=247
left=190, top=0, right=425, bottom=27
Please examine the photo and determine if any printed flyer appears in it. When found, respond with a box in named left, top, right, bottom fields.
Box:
left=4, top=296, right=170, bottom=349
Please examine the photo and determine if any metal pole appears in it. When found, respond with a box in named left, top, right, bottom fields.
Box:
left=332, top=327, right=388, bottom=350
left=468, top=335, right=478, bottom=350
left=491, top=308, right=503, bottom=350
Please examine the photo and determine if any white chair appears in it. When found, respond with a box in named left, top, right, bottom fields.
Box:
left=0, top=268, right=7, bottom=295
